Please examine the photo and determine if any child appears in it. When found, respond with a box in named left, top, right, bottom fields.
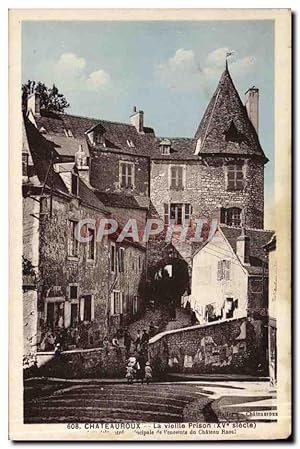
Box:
left=125, top=362, right=135, bottom=384
left=144, top=361, right=152, bottom=384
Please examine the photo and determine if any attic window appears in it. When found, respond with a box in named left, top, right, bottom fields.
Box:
left=126, top=139, right=135, bottom=148
left=161, top=146, right=170, bottom=155
left=95, top=133, right=106, bottom=146
left=224, top=121, right=245, bottom=145
left=159, top=138, right=171, bottom=155
left=64, top=128, right=74, bottom=138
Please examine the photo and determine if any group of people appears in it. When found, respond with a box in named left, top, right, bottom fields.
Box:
left=101, top=327, right=154, bottom=383
left=123, top=325, right=156, bottom=384
left=125, top=356, right=152, bottom=384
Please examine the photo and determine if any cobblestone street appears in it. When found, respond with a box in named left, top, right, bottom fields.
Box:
left=24, top=379, right=276, bottom=424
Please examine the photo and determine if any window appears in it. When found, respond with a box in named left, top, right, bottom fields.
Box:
left=133, top=296, right=138, bottom=315
left=126, top=139, right=135, bottom=148
left=111, top=290, right=122, bottom=315
left=71, top=173, right=79, bottom=196
left=226, top=164, right=244, bottom=191
left=111, top=243, right=116, bottom=272
left=118, top=247, right=125, bottom=273
left=217, top=260, right=231, bottom=281
left=70, top=303, right=78, bottom=327
left=68, top=220, right=79, bottom=257
left=220, top=207, right=242, bottom=227
left=83, top=295, right=92, bottom=321
left=161, top=145, right=170, bottom=155
left=164, top=203, right=192, bottom=225
left=70, top=285, right=78, bottom=300
left=160, top=139, right=171, bottom=155
left=170, top=165, right=184, bottom=190
left=46, top=301, right=64, bottom=329
left=64, top=128, right=74, bottom=138
left=119, top=161, right=135, bottom=189
left=227, top=207, right=242, bottom=226
left=95, top=133, right=106, bottom=146
left=22, top=153, right=28, bottom=176
left=87, top=228, right=95, bottom=260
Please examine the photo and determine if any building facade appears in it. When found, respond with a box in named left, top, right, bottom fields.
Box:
left=23, top=64, right=272, bottom=364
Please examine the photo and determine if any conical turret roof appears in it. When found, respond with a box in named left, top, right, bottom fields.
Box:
left=194, top=67, right=267, bottom=162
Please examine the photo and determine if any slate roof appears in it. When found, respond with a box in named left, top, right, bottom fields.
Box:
left=194, top=68, right=267, bottom=161
left=35, top=111, right=156, bottom=157
left=31, top=67, right=267, bottom=162
left=35, top=111, right=201, bottom=161
left=43, top=134, right=90, bottom=158
left=78, top=180, right=110, bottom=214
left=220, top=225, right=274, bottom=272
left=94, top=191, right=150, bottom=210
left=23, top=118, right=110, bottom=214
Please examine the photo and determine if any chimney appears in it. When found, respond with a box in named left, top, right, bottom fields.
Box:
left=27, top=92, right=41, bottom=117
left=130, top=106, right=144, bottom=134
left=245, top=87, right=259, bottom=134
left=236, top=228, right=250, bottom=265
left=75, top=144, right=90, bottom=184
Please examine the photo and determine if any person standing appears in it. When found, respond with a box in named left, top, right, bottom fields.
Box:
left=141, top=329, right=149, bottom=353
left=135, top=330, right=142, bottom=352
left=144, top=361, right=153, bottom=384
left=123, top=328, right=132, bottom=356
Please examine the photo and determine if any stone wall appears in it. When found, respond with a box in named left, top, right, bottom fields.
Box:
left=30, top=346, right=127, bottom=379
left=38, top=195, right=111, bottom=349
left=90, top=150, right=150, bottom=197
left=23, top=289, right=38, bottom=368
left=150, top=157, right=264, bottom=231
left=149, top=317, right=267, bottom=376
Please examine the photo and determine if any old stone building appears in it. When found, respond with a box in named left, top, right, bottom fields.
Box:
left=23, top=64, right=272, bottom=369
left=23, top=115, right=146, bottom=361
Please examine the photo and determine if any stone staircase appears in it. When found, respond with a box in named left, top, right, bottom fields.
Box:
left=127, top=307, right=193, bottom=342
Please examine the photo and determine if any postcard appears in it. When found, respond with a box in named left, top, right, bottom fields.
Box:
left=9, top=8, right=291, bottom=440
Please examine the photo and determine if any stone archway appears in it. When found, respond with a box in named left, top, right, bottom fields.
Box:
left=148, top=257, right=190, bottom=313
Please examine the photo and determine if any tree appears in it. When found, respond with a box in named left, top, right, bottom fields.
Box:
left=22, top=80, right=70, bottom=113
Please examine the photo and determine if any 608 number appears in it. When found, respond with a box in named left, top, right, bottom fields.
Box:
left=67, top=423, right=80, bottom=429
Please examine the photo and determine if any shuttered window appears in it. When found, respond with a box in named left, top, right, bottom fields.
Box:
left=217, top=260, right=231, bottom=281
left=164, top=203, right=191, bottom=225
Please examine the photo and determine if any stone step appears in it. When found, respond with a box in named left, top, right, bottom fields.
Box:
left=50, top=393, right=190, bottom=407
left=28, top=398, right=183, bottom=413
left=25, top=405, right=182, bottom=423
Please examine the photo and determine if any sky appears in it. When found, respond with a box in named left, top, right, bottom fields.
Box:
left=22, top=20, right=274, bottom=225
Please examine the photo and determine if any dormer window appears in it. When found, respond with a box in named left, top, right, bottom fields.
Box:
left=64, top=128, right=74, bottom=138
left=95, top=133, right=106, bottom=146
left=71, top=173, right=79, bottom=196
left=159, top=138, right=171, bottom=156
left=126, top=139, right=135, bottom=148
